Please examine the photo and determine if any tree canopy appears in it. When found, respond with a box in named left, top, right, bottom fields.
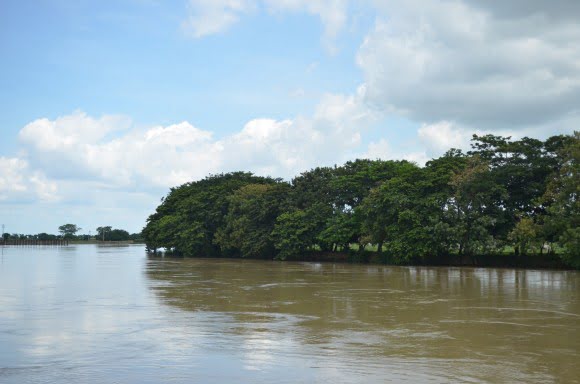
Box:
left=58, top=224, right=81, bottom=239
left=143, top=132, right=579, bottom=268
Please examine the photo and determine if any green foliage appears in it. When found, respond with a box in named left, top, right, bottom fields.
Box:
left=37, top=233, right=57, bottom=241
left=317, top=212, right=360, bottom=251
left=444, top=156, right=508, bottom=255
left=272, top=203, right=333, bottom=260
left=142, top=133, right=579, bottom=268
left=96, top=226, right=133, bottom=241
left=58, top=224, right=81, bottom=239
left=508, top=218, right=539, bottom=255
left=272, top=210, right=314, bottom=260
left=96, top=226, right=112, bottom=240
left=108, top=229, right=131, bottom=241
left=468, top=134, right=568, bottom=239
left=215, top=183, right=290, bottom=258
left=359, top=165, right=438, bottom=262
left=540, top=132, right=580, bottom=267
left=143, top=172, right=277, bottom=255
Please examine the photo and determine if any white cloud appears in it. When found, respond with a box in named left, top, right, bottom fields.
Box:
left=0, top=157, right=28, bottom=198
left=18, top=89, right=375, bottom=191
left=29, top=173, right=58, bottom=202
left=417, top=121, right=473, bottom=155
left=0, top=157, right=57, bottom=202
left=263, top=0, right=348, bottom=52
left=358, top=0, right=580, bottom=129
left=182, top=0, right=256, bottom=38
left=363, top=138, right=390, bottom=160
left=19, top=111, right=131, bottom=151
left=220, top=89, right=374, bottom=176
left=182, top=0, right=349, bottom=51
left=362, top=138, right=430, bottom=166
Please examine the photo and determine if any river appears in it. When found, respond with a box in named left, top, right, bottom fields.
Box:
left=0, top=244, right=578, bottom=383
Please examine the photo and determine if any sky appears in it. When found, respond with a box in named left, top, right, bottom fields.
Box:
left=0, top=0, right=579, bottom=235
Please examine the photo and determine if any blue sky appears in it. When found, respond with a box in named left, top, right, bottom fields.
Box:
left=1, top=0, right=579, bottom=234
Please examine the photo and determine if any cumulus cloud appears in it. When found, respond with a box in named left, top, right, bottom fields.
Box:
left=0, top=157, right=28, bottom=198
left=19, top=111, right=131, bottom=151
left=463, top=0, right=580, bottom=20
left=182, top=0, right=349, bottom=51
left=182, top=0, right=256, bottom=38
left=221, top=88, right=375, bottom=175
left=20, top=116, right=222, bottom=188
left=363, top=138, right=390, bottom=160
left=263, top=0, right=348, bottom=52
left=358, top=0, right=580, bottom=129
left=0, top=157, right=57, bottom=202
left=18, top=88, right=375, bottom=191
left=362, top=138, right=430, bottom=166
left=417, top=121, right=473, bottom=155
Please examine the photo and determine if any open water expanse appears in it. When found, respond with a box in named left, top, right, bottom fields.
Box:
left=0, top=244, right=578, bottom=383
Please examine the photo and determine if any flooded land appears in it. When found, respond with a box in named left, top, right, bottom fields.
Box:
left=0, top=244, right=578, bottom=383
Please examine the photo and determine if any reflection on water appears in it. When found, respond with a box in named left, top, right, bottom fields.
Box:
left=146, top=257, right=580, bottom=383
left=0, top=245, right=578, bottom=383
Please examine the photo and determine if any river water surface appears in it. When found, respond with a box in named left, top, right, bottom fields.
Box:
left=0, top=244, right=578, bottom=383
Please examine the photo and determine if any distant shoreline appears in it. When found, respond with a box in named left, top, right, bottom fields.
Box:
left=0, top=240, right=144, bottom=246
left=69, top=240, right=145, bottom=245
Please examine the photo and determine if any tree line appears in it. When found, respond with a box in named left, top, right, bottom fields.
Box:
left=143, top=133, right=579, bottom=268
left=2, top=225, right=143, bottom=242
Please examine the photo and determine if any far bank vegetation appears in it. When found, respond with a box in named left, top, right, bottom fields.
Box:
left=143, top=133, right=579, bottom=268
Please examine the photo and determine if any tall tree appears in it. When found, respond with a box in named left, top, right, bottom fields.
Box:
left=143, top=172, right=276, bottom=256
left=540, top=132, right=580, bottom=267
left=215, top=183, right=291, bottom=258
left=96, top=226, right=112, bottom=240
left=272, top=205, right=331, bottom=260
left=58, top=224, right=81, bottom=239
left=446, top=156, right=507, bottom=256
left=358, top=165, right=437, bottom=262
left=468, top=134, right=568, bottom=238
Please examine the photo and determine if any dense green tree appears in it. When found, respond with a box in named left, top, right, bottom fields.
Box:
left=58, top=224, right=81, bottom=239
left=143, top=172, right=276, bottom=255
left=290, top=166, right=337, bottom=209
left=468, top=134, right=570, bottom=239
left=331, top=159, right=414, bottom=211
left=271, top=207, right=326, bottom=260
left=540, top=132, right=580, bottom=266
left=508, top=217, right=539, bottom=256
left=37, top=233, right=57, bottom=241
left=96, top=226, right=113, bottom=241
left=283, top=167, right=339, bottom=253
left=445, top=156, right=507, bottom=256
left=359, top=165, right=438, bottom=262
left=215, top=183, right=291, bottom=258
left=129, top=232, right=144, bottom=241
left=108, top=229, right=130, bottom=241
left=317, top=212, right=360, bottom=252
left=330, top=160, right=407, bottom=250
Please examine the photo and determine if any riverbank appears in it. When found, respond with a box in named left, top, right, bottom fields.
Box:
left=292, top=250, right=572, bottom=270
left=151, top=249, right=575, bottom=270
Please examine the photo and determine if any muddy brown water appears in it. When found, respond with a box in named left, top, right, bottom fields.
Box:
left=0, top=244, right=578, bottom=383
